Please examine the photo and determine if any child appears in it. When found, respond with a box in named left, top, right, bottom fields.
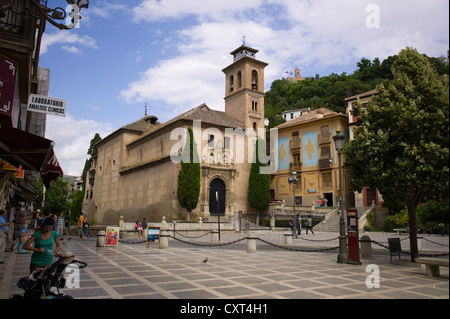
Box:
left=136, top=220, right=143, bottom=238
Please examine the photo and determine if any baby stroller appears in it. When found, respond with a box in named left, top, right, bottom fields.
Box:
left=14, top=252, right=87, bottom=299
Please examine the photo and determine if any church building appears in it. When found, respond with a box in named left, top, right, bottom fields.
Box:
left=83, top=45, right=268, bottom=224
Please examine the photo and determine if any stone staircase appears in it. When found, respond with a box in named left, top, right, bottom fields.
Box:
left=313, top=208, right=341, bottom=232
left=313, top=207, right=375, bottom=232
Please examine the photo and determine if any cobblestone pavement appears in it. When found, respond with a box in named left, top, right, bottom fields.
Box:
left=1, top=230, right=448, bottom=300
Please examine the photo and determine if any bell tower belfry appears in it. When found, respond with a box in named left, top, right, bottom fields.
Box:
left=222, top=45, right=268, bottom=130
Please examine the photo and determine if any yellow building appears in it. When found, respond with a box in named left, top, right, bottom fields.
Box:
left=269, top=108, right=349, bottom=208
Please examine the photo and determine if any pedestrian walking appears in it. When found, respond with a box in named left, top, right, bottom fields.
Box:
left=82, top=215, right=90, bottom=239
left=0, top=209, right=11, bottom=264
left=306, top=215, right=315, bottom=235
left=63, top=212, right=72, bottom=240
left=56, top=212, right=64, bottom=239
left=289, top=217, right=296, bottom=238
left=296, top=214, right=302, bottom=236
left=77, top=212, right=84, bottom=239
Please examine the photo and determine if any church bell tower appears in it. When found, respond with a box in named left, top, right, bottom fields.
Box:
left=222, top=45, right=268, bottom=130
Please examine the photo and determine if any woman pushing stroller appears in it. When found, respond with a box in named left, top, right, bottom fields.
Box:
left=23, top=217, right=64, bottom=273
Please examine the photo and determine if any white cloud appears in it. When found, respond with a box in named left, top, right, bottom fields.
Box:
left=121, top=0, right=449, bottom=121
left=132, top=0, right=264, bottom=22
left=40, top=31, right=98, bottom=54
left=45, top=115, right=114, bottom=176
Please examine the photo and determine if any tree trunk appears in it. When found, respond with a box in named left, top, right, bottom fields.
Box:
left=404, top=195, right=419, bottom=262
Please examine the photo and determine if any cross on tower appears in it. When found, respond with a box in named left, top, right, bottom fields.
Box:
left=242, top=35, right=246, bottom=46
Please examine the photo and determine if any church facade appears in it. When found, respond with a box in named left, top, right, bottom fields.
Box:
left=83, top=45, right=268, bottom=224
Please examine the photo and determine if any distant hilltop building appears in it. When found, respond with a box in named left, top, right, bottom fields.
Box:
left=286, top=68, right=306, bottom=83
left=281, top=108, right=310, bottom=121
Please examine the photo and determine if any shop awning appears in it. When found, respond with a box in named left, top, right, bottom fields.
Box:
left=0, top=123, right=63, bottom=187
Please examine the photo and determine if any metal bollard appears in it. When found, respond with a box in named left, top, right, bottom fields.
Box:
left=360, top=235, right=372, bottom=258
left=247, top=236, right=257, bottom=253
left=96, top=230, right=106, bottom=247
left=159, top=231, right=169, bottom=249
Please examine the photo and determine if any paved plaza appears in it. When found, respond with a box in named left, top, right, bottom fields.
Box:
left=0, top=230, right=448, bottom=300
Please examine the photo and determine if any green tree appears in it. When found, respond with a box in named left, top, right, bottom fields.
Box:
left=43, top=177, right=70, bottom=215
left=70, top=190, right=84, bottom=224
left=344, top=47, right=449, bottom=261
left=248, top=138, right=271, bottom=225
left=177, top=127, right=200, bottom=220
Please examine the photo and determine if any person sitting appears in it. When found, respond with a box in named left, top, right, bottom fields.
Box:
left=136, top=220, right=144, bottom=239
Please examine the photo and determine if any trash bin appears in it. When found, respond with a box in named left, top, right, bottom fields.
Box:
left=97, top=230, right=106, bottom=247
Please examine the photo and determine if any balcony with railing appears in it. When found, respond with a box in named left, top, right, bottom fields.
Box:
left=289, top=161, right=302, bottom=172
left=289, top=138, right=301, bottom=150
left=318, top=158, right=333, bottom=169
left=318, top=133, right=331, bottom=144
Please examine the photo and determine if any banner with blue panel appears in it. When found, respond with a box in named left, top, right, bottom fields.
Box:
left=302, top=131, right=318, bottom=167
left=277, top=136, right=290, bottom=170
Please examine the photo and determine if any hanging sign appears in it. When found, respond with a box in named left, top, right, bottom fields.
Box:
left=27, top=94, right=67, bottom=117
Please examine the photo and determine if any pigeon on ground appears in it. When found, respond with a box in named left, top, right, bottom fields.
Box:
left=202, top=258, right=208, bottom=264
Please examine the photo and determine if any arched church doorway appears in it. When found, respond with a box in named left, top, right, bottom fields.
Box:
left=209, top=178, right=225, bottom=216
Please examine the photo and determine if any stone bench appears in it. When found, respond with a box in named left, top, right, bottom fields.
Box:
left=393, top=228, right=408, bottom=235
left=415, top=257, right=449, bottom=277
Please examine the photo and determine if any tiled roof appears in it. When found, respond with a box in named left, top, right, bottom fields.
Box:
left=167, top=103, right=244, bottom=128
left=121, top=115, right=159, bottom=132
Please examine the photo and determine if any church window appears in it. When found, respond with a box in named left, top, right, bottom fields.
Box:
left=251, top=70, right=258, bottom=90
left=253, top=122, right=257, bottom=131
left=229, top=75, right=234, bottom=92
left=237, top=71, right=242, bottom=88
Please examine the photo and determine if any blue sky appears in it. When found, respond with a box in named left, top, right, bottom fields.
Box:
left=39, top=0, right=449, bottom=176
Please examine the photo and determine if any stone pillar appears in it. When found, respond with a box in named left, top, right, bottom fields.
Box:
left=270, top=215, right=275, bottom=232
left=247, top=236, right=257, bottom=253
left=284, top=233, right=292, bottom=244
left=211, top=230, right=219, bottom=242
left=360, top=235, right=372, bottom=258
left=159, top=231, right=169, bottom=249
left=96, top=230, right=106, bottom=247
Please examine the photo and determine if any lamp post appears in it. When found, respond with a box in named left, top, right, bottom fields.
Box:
left=2, top=0, right=91, bottom=30
left=333, top=131, right=348, bottom=263
left=288, top=171, right=298, bottom=238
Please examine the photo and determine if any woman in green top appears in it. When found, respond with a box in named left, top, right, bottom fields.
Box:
left=24, top=217, right=62, bottom=274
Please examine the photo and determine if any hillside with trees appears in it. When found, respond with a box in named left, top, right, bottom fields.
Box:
left=265, top=52, right=448, bottom=128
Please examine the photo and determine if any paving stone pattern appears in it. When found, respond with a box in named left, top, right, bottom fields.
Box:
left=1, top=231, right=448, bottom=299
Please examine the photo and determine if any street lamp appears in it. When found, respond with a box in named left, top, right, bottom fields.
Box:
left=66, top=0, right=90, bottom=9
left=333, top=131, right=348, bottom=263
left=288, top=171, right=298, bottom=238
